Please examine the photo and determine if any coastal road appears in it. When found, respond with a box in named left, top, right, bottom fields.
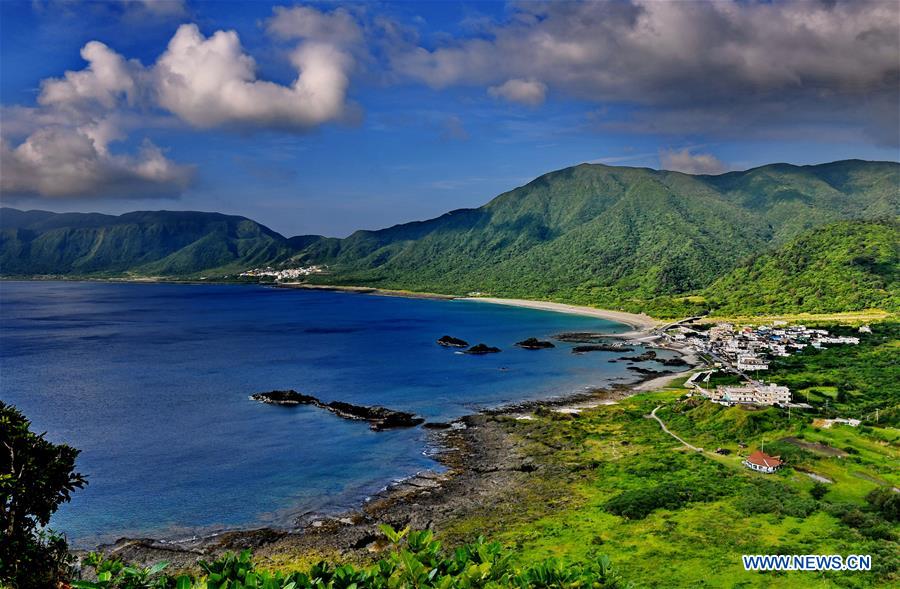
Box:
left=648, top=405, right=703, bottom=452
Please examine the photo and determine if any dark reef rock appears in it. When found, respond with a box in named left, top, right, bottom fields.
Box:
left=251, top=390, right=423, bottom=430
left=422, top=421, right=453, bottom=430
left=658, top=357, right=689, bottom=367
left=626, top=366, right=674, bottom=377
left=515, top=338, right=556, bottom=350
left=553, top=332, right=608, bottom=343
left=572, top=344, right=633, bottom=354
left=250, top=390, right=318, bottom=406
left=618, top=350, right=657, bottom=362
left=437, top=335, right=469, bottom=348
left=464, top=343, right=502, bottom=354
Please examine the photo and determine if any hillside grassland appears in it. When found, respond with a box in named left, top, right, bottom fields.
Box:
left=432, top=390, right=898, bottom=588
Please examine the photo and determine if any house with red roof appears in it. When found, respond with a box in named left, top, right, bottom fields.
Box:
left=743, top=450, right=783, bottom=474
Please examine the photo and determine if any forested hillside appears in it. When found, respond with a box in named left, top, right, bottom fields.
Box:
left=0, top=209, right=296, bottom=276
left=2, top=159, right=897, bottom=317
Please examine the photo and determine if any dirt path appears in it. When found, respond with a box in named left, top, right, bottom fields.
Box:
left=648, top=405, right=704, bottom=452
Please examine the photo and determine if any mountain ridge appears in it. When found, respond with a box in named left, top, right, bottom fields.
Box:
left=2, top=159, right=897, bottom=317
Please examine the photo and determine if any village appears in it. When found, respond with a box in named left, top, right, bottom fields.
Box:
left=239, top=264, right=327, bottom=281
left=664, top=321, right=865, bottom=407
left=660, top=321, right=870, bottom=474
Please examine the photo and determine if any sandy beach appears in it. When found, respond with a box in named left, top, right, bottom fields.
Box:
left=460, top=297, right=660, bottom=331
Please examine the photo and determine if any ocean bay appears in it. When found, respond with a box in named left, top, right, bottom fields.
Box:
left=0, top=281, right=652, bottom=547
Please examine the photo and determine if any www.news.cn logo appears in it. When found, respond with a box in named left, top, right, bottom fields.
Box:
left=742, top=554, right=872, bottom=572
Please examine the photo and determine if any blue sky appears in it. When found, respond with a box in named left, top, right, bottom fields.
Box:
left=1, top=1, right=898, bottom=237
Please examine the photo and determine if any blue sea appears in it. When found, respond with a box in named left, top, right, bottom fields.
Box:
left=0, top=281, right=660, bottom=547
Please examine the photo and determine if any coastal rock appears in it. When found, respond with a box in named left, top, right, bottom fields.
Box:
left=572, top=344, right=633, bottom=354
left=618, top=350, right=656, bottom=362
left=658, top=357, right=689, bottom=366
left=464, top=343, right=502, bottom=355
left=515, top=338, right=555, bottom=350
left=626, top=366, right=673, bottom=377
left=553, top=332, right=608, bottom=343
left=251, top=390, right=424, bottom=431
left=437, top=335, right=469, bottom=348
left=249, top=390, right=318, bottom=406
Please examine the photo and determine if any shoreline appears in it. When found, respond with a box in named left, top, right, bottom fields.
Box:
left=458, top=297, right=660, bottom=332
left=88, top=354, right=702, bottom=568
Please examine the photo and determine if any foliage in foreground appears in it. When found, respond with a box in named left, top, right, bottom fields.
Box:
left=73, top=526, right=631, bottom=589
left=0, top=401, right=86, bottom=589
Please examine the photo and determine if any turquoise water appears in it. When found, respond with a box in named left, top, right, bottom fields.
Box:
left=0, top=281, right=654, bottom=547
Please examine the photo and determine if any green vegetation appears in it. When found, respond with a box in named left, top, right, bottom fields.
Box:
left=433, top=392, right=898, bottom=588
left=0, top=209, right=295, bottom=277
left=0, top=402, right=86, bottom=588
left=704, top=220, right=898, bottom=315
left=3, top=160, right=898, bottom=318
left=71, top=527, right=630, bottom=588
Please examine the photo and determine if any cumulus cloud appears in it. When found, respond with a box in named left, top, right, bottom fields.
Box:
left=39, top=41, right=141, bottom=110
left=1, top=126, right=192, bottom=199
left=389, top=0, right=900, bottom=145
left=1, top=6, right=366, bottom=199
left=488, top=79, right=547, bottom=106
left=154, top=24, right=353, bottom=130
left=266, top=5, right=363, bottom=46
left=659, top=149, right=729, bottom=175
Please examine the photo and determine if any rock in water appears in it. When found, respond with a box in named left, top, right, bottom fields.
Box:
left=250, top=390, right=424, bottom=430
left=437, top=335, right=469, bottom=347
left=464, top=343, right=502, bottom=354
left=572, top=344, right=633, bottom=353
left=249, top=390, right=318, bottom=406
left=515, top=338, right=555, bottom=350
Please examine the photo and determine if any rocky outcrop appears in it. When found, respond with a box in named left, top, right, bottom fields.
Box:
left=572, top=344, right=633, bottom=354
left=658, top=357, right=689, bottom=367
left=250, top=390, right=424, bottom=431
left=626, top=366, right=673, bottom=377
left=514, top=338, right=555, bottom=350
left=619, top=350, right=657, bottom=362
left=553, top=332, right=608, bottom=343
left=464, top=343, right=502, bottom=354
left=437, top=335, right=469, bottom=348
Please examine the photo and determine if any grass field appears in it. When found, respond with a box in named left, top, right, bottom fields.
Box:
left=437, top=383, right=898, bottom=588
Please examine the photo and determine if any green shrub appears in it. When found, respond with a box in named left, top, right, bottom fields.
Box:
left=0, top=402, right=86, bottom=588
left=74, top=525, right=632, bottom=588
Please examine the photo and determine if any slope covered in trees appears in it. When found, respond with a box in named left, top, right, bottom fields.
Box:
left=2, top=159, right=897, bottom=317
left=703, top=220, right=899, bottom=315
left=0, top=209, right=296, bottom=276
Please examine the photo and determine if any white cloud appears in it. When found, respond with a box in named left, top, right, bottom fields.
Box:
left=266, top=5, right=363, bottom=46
left=2, top=7, right=367, bottom=200
left=1, top=126, right=192, bottom=199
left=659, top=149, right=729, bottom=175
left=488, top=79, right=547, bottom=106
left=39, top=41, right=141, bottom=110
left=154, top=24, right=353, bottom=130
left=389, top=0, right=900, bottom=145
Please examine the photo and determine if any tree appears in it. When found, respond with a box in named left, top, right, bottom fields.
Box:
left=1, top=401, right=86, bottom=588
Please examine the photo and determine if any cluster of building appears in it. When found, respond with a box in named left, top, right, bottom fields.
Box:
left=239, top=265, right=326, bottom=281
left=671, top=322, right=862, bottom=370
left=676, top=322, right=864, bottom=409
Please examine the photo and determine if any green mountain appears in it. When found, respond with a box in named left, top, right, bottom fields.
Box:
left=2, top=159, right=897, bottom=317
left=296, top=160, right=898, bottom=313
left=0, top=209, right=295, bottom=276
left=703, top=219, right=899, bottom=315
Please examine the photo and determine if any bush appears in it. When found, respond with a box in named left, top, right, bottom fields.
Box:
left=866, top=487, right=900, bottom=522
left=604, top=481, right=724, bottom=520
left=0, top=402, right=86, bottom=588
left=74, top=525, right=633, bottom=588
